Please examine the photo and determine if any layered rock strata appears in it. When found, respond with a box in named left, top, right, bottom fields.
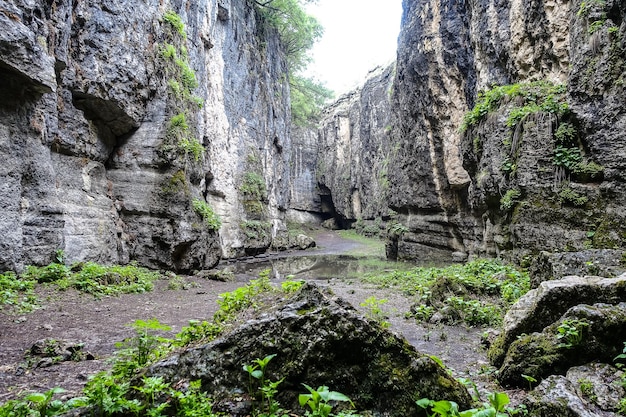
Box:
left=387, top=0, right=626, bottom=262
left=0, top=0, right=291, bottom=271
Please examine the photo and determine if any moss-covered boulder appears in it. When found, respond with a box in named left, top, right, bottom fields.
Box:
left=488, top=274, right=626, bottom=367
left=144, top=283, right=471, bottom=416
left=497, top=302, right=626, bottom=387
left=524, top=363, right=625, bottom=417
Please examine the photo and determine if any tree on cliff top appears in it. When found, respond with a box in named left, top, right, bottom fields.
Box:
left=252, top=0, right=333, bottom=126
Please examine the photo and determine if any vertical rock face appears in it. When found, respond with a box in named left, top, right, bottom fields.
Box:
left=388, top=0, right=626, bottom=262
left=0, top=0, right=291, bottom=271
left=315, top=65, right=395, bottom=226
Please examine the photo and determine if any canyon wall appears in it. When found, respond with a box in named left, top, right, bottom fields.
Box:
left=0, top=0, right=291, bottom=272
left=314, top=65, right=395, bottom=231
left=386, top=0, right=626, bottom=263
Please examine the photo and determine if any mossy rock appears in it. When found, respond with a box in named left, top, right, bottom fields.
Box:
left=497, top=302, right=626, bottom=387
left=144, top=283, right=471, bottom=416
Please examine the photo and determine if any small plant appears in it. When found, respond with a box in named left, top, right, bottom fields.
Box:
left=521, top=374, right=537, bottom=390
left=360, top=296, right=390, bottom=328
left=241, top=172, right=268, bottom=201
left=192, top=199, right=221, bottom=231
left=83, top=372, right=142, bottom=417
left=113, top=319, right=172, bottom=376
left=417, top=391, right=510, bottom=417
left=559, top=187, right=588, bottom=207
left=163, top=10, right=186, bottom=38
left=299, top=384, right=355, bottom=417
left=0, top=271, right=39, bottom=313
left=179, top=137, right=205, bottom=161
left=556, top=318, right=589, bottom=349
left=500, top=189, right=521, bottom=211
left=578, top=378, right=597, bottom=402
left=0, top=387, right=87, bottom=416
left=281, top=280, right=304, bottom=293
left=243, top=354, right=287, bottom=417
left=554, top=145, right=582, bottom=170
left=174, top=319, right=222, bottom=346
left=409, top=304, right=435, bottom=322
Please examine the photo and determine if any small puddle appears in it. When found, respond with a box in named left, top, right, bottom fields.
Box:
left=224, top=254, right=414, bottom=281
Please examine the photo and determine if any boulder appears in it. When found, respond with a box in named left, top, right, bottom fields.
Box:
left=144, top=283, right=471, bottom=416
left=291, top=233, right=316, bottom=250
left=566, top=363, right=625, bottom=413
left=524, top=375, right=605, bottom=417
left=497, top=303, right=626, bottom=387
left=524, top=363, right=624, bottom=417
left=488, top=274, right=626, bottom=366
left=529, top=250, right=626, bottom=288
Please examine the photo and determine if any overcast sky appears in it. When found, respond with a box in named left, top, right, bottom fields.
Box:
left=304, top=0, right=403, bottom=96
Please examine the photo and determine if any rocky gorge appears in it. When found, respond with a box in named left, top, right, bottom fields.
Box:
left=1, top=0, right=626, bottom=415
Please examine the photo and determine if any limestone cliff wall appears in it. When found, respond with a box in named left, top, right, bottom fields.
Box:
left=0, top=0, right=291, bottom=271
left=315, top=64, right=395, bottom=226
left=388, top=0, right=626, bottom=262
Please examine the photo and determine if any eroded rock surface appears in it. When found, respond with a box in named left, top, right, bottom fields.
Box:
left=0, top=0, right=292, bottom=271
left=386, top=0, right=626, bottom=262
left=497, top=302, right=626, bottom=387
left=144, top=283, right=471, bottom=416
left=488, top=274, right=626, bottom=366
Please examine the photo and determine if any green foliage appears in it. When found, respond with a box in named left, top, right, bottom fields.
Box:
left=114, top=319, right=172, bottom=374
left=179, top=137, right=205, bottom=161
left=253, top=0, right=332, bottom=125
left=0, top=271, right=39, bottom=313
left=554, top=146, right=582, bottom=170
left=577, top=0, right=607, bottom=17
left=241, top=172, right=268, bottom=200
left=500, top=189, right=521, bottom=211
left=445, top=296, right=502, bottom=327
left=161, top=43, right=177, bottom=60
left=299, top=384, right=355, bottom=417
left=192, top=199, right=221, bottom=231
left=254, top=0, right=323, bottom=74
left=461, top=82, right=568, bottom=131
left=22, top=263, right=70, bottom=284
left=554, top=122, right=577, bottom=145
left=169, top=112, right=189, bottom=132
left=243, top=354, right=287, bottom=417
left=83, top=372, right=142, bottom=417
left=241, top=221, right=272, bottom=240
left=387, top=221, right=409, bottom=238
left=461, top=84, right=514, bottom=131
left=281, top=279, right=304, bottom=293
left=163, top=10, right=186, bottom=38
left=521, top=374, right=537, bottom=390
left=556, top=318, right=589, bottom=349
left=174, top=319, right=222, bottom=346
left=417, top=391, right=511, bottom=417
left=558, top=187, right=588, bottom=207
left=57, top=263, right=160, bottom=297
left=0, top=387, right=87, bottom=417
left=365, top=259, right=530, bottom=327
left=290, top=74, right=334, bottom=126
left=572, top=161, right=604, bottom=181
left=360, top=296, right=390, bottom=328
left=213, top=275, right=273, bottom=323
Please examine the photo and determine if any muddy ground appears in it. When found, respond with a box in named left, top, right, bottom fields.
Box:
left=0, top=230, right=521, bottom=406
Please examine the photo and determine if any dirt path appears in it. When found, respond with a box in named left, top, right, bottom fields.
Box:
left=0, top=230, right=510, bottom=405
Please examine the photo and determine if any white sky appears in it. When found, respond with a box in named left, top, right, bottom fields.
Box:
left=304, top=0, right=403, bottom=96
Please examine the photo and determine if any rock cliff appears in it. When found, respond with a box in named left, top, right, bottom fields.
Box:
left=0, top=0, right=291, bottom=271
left=313, top=64, right=395, bottom=230
left=387, top=0, right=626, bottom=263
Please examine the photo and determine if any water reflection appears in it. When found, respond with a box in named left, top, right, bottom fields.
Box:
left=223, top=254, right=410, bottom=281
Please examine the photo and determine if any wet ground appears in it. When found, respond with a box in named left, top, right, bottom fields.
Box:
left=0, top=229, right=517, bottom=405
